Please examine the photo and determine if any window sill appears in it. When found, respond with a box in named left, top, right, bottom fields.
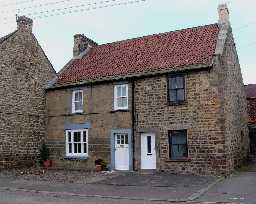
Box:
left=168, top=101, right=187, bottom=106
left=165, top=158, right=190, bottom=162
left=110, top=109, right=130, bottom=113
left=64, top=156, right=89, bottom=161
left=69, top=112, right=84, bottom=115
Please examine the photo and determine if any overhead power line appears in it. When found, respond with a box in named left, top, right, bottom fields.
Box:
left=0, top=0, right=146, bottom=23
left=30, top=0, right=146, bottom=19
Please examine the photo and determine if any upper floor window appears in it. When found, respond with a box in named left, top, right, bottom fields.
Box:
left=72, top=90, right=83, bottom=113
left=66, top=129, right=88, bottom=157
left=114, top=84, right=128, bottom=110
left=168, top=75, right=185, bottom=104
left=169, top=130, right=188, bottom=160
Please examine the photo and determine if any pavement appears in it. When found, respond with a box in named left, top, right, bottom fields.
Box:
left=1, top=160, right=256, bottom=204
left=0, top=171, right=217, bottom=204
left=197, top=158, right=256, bottom=204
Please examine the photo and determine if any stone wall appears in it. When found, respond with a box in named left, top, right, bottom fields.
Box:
left=46, top=82, right=132, bottom=170
left=0, top=22, right=56, bottom=168
left=133, top=69, right=228, bottom=175
left=133, top=28, right=248, bottom=176
left=220, top=29, right=249, bottom=171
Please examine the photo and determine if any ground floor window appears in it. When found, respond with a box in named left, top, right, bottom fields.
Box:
left=65, top=129, right=88, bottom=157
left=168, top=130, right=188, bottom=160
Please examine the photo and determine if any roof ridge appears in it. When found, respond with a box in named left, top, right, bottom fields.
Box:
left=0, top=30, right=18, bottom=45
left=97, top=23, right=219, bottom=47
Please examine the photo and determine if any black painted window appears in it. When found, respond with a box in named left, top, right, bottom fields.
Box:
left=168, top=75, right=185, bottom=104
left=169, top=130, right=188, bottom=160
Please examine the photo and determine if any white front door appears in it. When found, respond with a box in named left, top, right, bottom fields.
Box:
left=141, top=133, right=156, bottom=169
left=115, top=133, right=129, bottom=170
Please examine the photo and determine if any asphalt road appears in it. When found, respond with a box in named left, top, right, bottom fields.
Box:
left=198, top=162, right=256, bottom=204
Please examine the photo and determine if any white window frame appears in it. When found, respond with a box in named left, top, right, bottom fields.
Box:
left=65, top=129, right=88, bottom=157
left=72, top=90, right=83, bottom=113
left=114, top=84, right=128, bottom=110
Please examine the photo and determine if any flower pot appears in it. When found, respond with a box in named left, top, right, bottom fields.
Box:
left=43, top=160, right=52, bottom=168
left=95, top=164, right=102, bottom=172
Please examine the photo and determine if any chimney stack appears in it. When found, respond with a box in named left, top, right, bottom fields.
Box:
left=218, top=4, right=230, bottom=26
left=73, top=34, right=97, bottom=58
left=16, top=16, right=33, bottom=32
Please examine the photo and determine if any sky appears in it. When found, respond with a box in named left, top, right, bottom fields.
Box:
left=0, top=0, right=255, bottom=84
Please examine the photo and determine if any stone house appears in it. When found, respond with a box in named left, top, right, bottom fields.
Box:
left=245, top=84, right=256, bottom=155
left=0, top=16, right=56, bottom=168
left=46, top=4, right=248, bottom=175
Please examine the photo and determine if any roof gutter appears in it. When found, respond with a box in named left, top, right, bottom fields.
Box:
left=46, top=63, right=213, bottom=91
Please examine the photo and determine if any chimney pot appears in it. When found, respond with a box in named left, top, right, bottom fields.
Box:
left=16, top=16, right=33, bottom=32
left=218, top=4, right=230, bottom=25
left=73, top=34, right=97, bottom=58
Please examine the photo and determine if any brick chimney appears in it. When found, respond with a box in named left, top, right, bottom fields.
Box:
left=218, top=4, right=230, bottom=26
left=73, top=34, right=97, bottom=59
left=16, top=16, right=33, bottom=32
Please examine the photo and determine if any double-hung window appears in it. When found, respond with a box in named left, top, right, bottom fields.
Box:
left=72, top=90, right=83, bottom=113
left=169, top=130, right=188, bottom=160
left=66, top=129, right=88, bottom=157
left=114, top=84, right=128, bottom=110
left=168, top=75, right=185, bottom=104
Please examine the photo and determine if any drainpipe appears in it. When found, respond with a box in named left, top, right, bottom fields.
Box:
left=131, top=80, right=135, bottom=171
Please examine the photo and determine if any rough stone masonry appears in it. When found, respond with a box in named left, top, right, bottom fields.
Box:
left=0, top=16, right=56, bottom=168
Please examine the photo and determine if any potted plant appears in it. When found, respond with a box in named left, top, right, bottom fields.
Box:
left=39, top=142, right=51, bottom=168
left=95, top=159, right=108, bottom=172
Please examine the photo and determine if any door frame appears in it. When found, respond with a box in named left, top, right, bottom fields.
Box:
left=111, top=129, right=133, bottom=171
left=140, top=133, right=157, bottom=170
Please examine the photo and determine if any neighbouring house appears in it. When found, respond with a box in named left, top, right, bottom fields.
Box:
left=0, top=16, right=56, bottom=168
left=245, top=84, right=256, bottom=155
left=46, top=4, right=249, bottom=175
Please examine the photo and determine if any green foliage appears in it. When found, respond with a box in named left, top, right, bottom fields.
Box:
left=39, top=142, right=49, bottom=164
left=95, top=158, right=108, bottom=171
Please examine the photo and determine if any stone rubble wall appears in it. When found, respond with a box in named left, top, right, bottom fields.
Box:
left=0, top=29, right=56, bottom=168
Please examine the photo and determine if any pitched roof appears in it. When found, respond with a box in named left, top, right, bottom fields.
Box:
left=245, top=84, right=256, bottom=98
left=0, top=31, right=17, bottom=45
left=55, top=24, right=220, bottom=87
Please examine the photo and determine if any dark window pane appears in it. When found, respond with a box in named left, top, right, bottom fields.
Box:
left=117, top=86, right=122, bottom=97
left=75, top=101, right=82, bottom=111
left=122, top=85, right=127, bottom=96
left=121, top=135, right=124, bottom=144
left=176, top=77, right=184, bottom=89
left=69, top=144, right=72, bottom=153
left=147, top=136, right=151, bottom=154
left=121, top=97, right=127, bottom=107
left=172, top=135, right=187, bottom=145
left=74, top=144, right=77, bottom=153
left=78, top=143, right=81, bottom=153
left=74, top=132, right=81, bottom=142
left=125, top=134, right=128, bottom=144
left=83, top=131, right=87, bottom=142
left=84, top=143, right=87, bottom=153
left=75, top=92, right=79, bottom=101
left=170, top=90, right=177, bottom=102
left=68, top=132, right=71, bottom=142
left=177, top=89, right=185, bottom=101
left=169, top=130, right=188, bottom=160
left=169, top=78, right=176, bottom=89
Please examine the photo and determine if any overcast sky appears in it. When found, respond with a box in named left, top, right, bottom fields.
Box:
left=0, top=0, right=255, bottom=84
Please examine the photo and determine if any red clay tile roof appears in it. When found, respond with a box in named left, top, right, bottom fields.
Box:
left=248, top=98, right=256, bottom=124
left=245, top=84, right=256, bottom=99
left=245, top=84, right=256, bottom=124
left=56, top=24, right=220, bottom=86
